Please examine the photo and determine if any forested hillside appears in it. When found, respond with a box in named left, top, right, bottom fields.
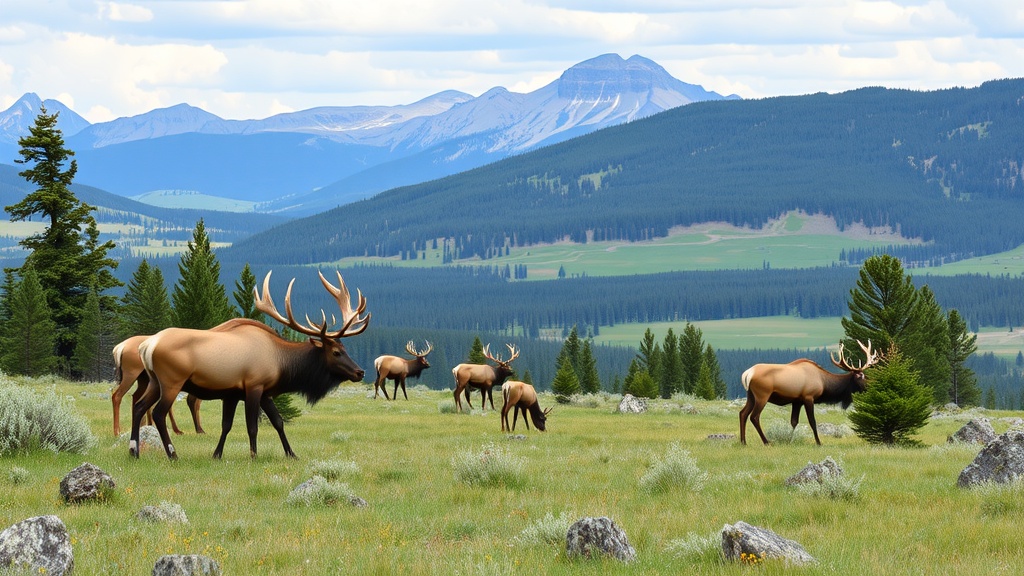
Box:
left=224, top=78, right=1024, bottom=267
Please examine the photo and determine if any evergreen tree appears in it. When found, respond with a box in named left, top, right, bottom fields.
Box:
left=558, top=324, right=582, bottom=375
left=637, top=328, right=657, bottom=373
left=693, top=360, right=716, bottom=400
left=468, top=336, right=486, bottom=363
left=578, top=339, right=601, bottom=394
left=0, top=265, right=57, bottom=376
left=659, top=328, right=682, bottom=398
left=984, top=386, right=996, bottom=410
left=623, top=358, right=658, bottom=399
left=521, top=369, right=534, bottom=386
left=550, top=354, right=580, bottom=403
left=233, top=263, right=264, bottom=322
left=72, top=286, right=115, bottom=381
left=913, top=286, right=951, bottom=403
left=172, top=219, right=233, bottom=329
left=6, top=106, right=119, bottom=364
left=679, top=323, right=705, bottom=394
left=703, top=344, right=727, bottom=399
left=946, top=309, right=980, bottom=407
left=119, top=259, right=173, bottom=337
left=848, top=348, right=931, bottom=446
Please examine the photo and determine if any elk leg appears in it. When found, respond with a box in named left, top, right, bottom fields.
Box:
left=168, top=404, right=184, bottom=435
left=464, top=388, right=474, bottom=410
left=374, top=374, right=389, bottom=400
left=453, top=387, right=463, bottom=412
left=399, top=377, right=408, bottom=400
left=244, top=388, right=263, bottom=458
left=150, top=391, right=179, bottom=460
left=790, top=402, right=802, bottom=430
left=129, top=376, right=162, bottom=458
left=749, top=398, right=770, bottom=445
left=511, top=406, right=520, bottom=431
left=187, top=395, right=205, bottom=434
left=804, top=401, right=821, bottom=445
left=522, top=406, right=531, bottom=431
left=486, top=388, right=495, bottom=411
left=212, top=399, right=239, bottom=459
left=260, top=395, right=296, bottom=458
left=392, top=380, right=400, bottom=401
left=738, top=391, right=755, bottom=445
left=111, top=375, right=135, bottom=437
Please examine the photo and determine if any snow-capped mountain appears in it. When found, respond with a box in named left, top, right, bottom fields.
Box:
left=0, top=93, right=90, bottom=146
left=0, top=54, right=737, bottom=215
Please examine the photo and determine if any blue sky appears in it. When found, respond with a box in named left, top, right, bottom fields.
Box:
left=2, top=0, right=1022, bottom=123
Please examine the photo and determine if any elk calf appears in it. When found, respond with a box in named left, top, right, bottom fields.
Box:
left=501, top=380, right=551, bottom=432
left=373, top=341, right=432, bottom=400
left=739, top=340, right=878, bottom=445
left=451, top=344, right=519, bottom=412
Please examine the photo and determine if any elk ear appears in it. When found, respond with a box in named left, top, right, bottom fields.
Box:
left=309, top=337, right=324, bottom=348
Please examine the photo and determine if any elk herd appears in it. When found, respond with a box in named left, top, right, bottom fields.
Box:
left=112, top=270, right=881, bottom=460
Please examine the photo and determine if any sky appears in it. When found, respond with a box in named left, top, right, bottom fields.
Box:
left=1, top=0, right=1023, bottom=124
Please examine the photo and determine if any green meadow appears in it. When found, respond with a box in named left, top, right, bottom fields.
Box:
left=2, top=375, right=1023, bottom=575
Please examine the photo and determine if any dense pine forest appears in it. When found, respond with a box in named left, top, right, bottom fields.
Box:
left=224, top=78, right=1024, bottom=267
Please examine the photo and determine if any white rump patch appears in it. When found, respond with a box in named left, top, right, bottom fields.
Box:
left=139, top=334, right=162, bottom=371
left=741, top=367, right=755, bottom=391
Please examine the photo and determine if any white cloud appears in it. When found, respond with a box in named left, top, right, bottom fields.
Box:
left=100, top=2, right=154, bottom=23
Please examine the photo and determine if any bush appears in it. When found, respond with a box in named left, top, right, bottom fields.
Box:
left=0, top=383, right=95, bottom=455
left=794, top=472, right=864, bottom=501
left=665, top=532, right=720, bottom=561
left=639, top=443, right=707, bottom=494
left=764, top=421, right=812, bottom=444
left=308, top=458, right=360, bottom=480
left=285, top=476, right=354, bottom=507
left=849, top=350, right=932, bottom=446
left=514, top=511, right=575, bottom=545
left=451, top=442, right=525, bottom=488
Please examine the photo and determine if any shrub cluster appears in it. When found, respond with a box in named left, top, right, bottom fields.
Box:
left=285, top=476, right=354, bottom=507
left=0, top=382, right=95, bottom=455
left=451, top=442, right=525, bottom=488
left=308, top=458, right=360, bottom=480
left=514, top=511, right=575, bottom=545
left=639, top=443, right=707, bottom=494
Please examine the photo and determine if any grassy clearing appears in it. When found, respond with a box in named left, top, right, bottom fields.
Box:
left=2, top=376, right=1023, bottom=574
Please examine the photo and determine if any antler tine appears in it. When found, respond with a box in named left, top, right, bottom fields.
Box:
left=317, top=270, right=370, bottom=338
left=505, top=343, right=520, bottom=363
left=857, top=339, right=880, bottom=368
left=405, top=340, right=417, bottom=356
left=254, top=272, right=325, bottom=338
left=483, top=343, right=501, bottom=363
left=422, top=340, right=433, bottom=355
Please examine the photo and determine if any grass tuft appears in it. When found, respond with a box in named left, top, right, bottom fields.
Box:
left=639, top=443, right=707, bottom=494
left=514, top=511, right=575, bottom=545
left=451, top=442, right=526, bottom=488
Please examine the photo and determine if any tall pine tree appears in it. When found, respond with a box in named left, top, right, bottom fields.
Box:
left=0, top=265, right=57, bottom=376
left=679, top=323, right=704, bottom=394
left=233, top=263, right=264, bottom=322
left=172, top=219, right=233, bottom=329
left=946, top=309, right=980, bottom=407
left=119, top=259, right=173, bottom=338
left=659, top=328, right=682, bottom=398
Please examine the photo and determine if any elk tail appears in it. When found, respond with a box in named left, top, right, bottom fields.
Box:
left=112, top=341, right=125, bottom=382
left=741, top=367, right=755, bottom=391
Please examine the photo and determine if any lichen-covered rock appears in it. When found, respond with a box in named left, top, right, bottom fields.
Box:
left=721, top=521, right=815, bottom=565
left=706, top=433, right=736, bottom=441
left=958, top=430, right=1024, bottom=488
left=137, top=502, right=189, bottom=524
left=60, top=462, right=115, bottom=503
left=785, top=457, right=843, bottom=486
left=152, top=554, right=221, bottom=576
left=0, top=515, right=74, bottom=576
left=617, top=394, right=647, bottom=414
left=565, top=516, right=636, bottom=563
left=948, top=418, right=996, bottom=445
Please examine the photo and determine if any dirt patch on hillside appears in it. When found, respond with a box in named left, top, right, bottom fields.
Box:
left=668, top=210, right=922, bottom=244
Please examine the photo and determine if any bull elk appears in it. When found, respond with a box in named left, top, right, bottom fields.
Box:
left=500, top=380, right=551, bottom=432
left=373, top=341, right=432, bottom=400
left=739, top=340, right=879, bottom=446
left=130, top=270, right=369, bottom=460
left=451, top=343, right=519, bottom=412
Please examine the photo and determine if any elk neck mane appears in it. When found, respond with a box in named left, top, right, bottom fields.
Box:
left=279, top=338, right=343, bottom=405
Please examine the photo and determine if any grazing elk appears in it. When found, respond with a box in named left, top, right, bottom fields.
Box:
left=739, top=340, right=879, bottom=446
left=129, top=270, right=369, bottom=460
left=373, top=341, right=432, bottom=400
left=451, top=344, right=519, bottom=412
left=112, top=335, right=190, bottom=436
left=500, top=380, right=551, bottom=432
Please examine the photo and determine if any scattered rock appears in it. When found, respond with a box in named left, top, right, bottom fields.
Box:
left=137, top=502, right=189, bottom=524
left=958, top=430, right=1024, bottom=488
left=0, top=515, right=74, bottom=576
left=152, top=554, right=221, bottom=576
left=721, top=521, right=815, bottom=566
left=948, top=418, right=996, bottom=445
left=617, top=394, right=647, bottom=414
left=565, top=516, right=636, bottom=563
left=60, top=462, right=115, bottom=503
left=348, top=496, right=369, bottom=508
left=506, top=434, right=527, bottom=441
left=117, top=425, right=163, bottom=450
left=706, top=433, right=735, bottom=441
left=785, top=457, right=843, bottom=486
left=1002, top=417, right=1024, bottom=430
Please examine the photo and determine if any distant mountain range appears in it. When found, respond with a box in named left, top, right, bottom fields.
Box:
left=0, top=54, right=737, bottom=216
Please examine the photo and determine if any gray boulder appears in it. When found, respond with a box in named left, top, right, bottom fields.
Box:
left=785, top=457, right=843, bottom=486
left=958, top=429, right=1024, bottom=488
left=565, top=516, right=636, bottom=563
left=721, top=521, right=815, bottom=565
left=137, top=502, right=189, bottom=524
left=617, top=394, right=647, bottom=414
left=60, top=462, right=115, bottom=503
left=948, top=418, right=996, bottom=445
left=0, top=515, right=73, bottom=576
left=152, top=554, right=221, bottom=576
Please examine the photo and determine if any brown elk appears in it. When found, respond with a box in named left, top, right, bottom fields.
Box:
left=373, top=341, right=432, bottom=400
left=129, top=270, right=369, bottom=460
left=500, top=380, right=551, bottom=432
left=739, top=340, right=879, bottom=446
left=112, top=335, right=191, bottom=436
left=451, top=343, right=519, bottom=412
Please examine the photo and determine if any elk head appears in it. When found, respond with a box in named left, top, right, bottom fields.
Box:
left=255, top=270, right=370, bottom=383
left=406, top=340, right=433, bottom=368
left=483, top=343, right=520, bottom=380
left=830, top=339, right=879, bottom=392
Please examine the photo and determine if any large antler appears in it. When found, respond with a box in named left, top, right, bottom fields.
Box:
left=830, top=339, right=879, bottom=372
left=254, top=270, right=370, bottom=340
left=483, top=343, right=520, bottom=366
left=405, top=340, right=433, bottom=357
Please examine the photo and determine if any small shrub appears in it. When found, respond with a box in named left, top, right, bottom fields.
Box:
left=438, top=400, right=457, bottom=414
left=665, top=532, right=720, bottom=562
left=451, top=442, right=525, bottom=488
left=0, top=384, right=95, bottom=455
left=763, top=421, right=811, bottom=444
left=639, top=443, right=707, bottom=494
left=308, top=458, right=360, bottom=480
left=329, top=431, right=352, bottom=443
left=794, top=473, right=864, bottom=501
left=515, top=511, right=574, bottom=545
left=7, top=466, right=28, bottom=485
left=285, top=476, right=354, bottom=507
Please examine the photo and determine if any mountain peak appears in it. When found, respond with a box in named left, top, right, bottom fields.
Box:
left=0, top=93, right=91, bottom=145
left=557, top=53, right=678, bottom=100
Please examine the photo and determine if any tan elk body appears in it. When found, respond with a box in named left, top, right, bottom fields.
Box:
left=451, top=344, right=519, bottom=411
left=500, top=380, right=551, bottom=432
left=373, top=341, right=432, bottom=400
left=739, top=340, right=878, bottom=445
